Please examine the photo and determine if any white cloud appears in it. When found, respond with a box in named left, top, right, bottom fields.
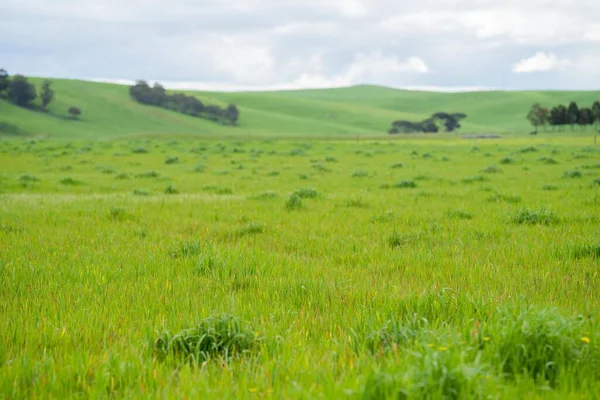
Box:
left=346, top=51, right=428, bottom=80
left=512, top=52, right=572, bottom=73
left=210, top=38, right=275, bottom=83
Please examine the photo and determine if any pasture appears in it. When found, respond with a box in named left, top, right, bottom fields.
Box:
left=1, top=136, right=599, bottom=398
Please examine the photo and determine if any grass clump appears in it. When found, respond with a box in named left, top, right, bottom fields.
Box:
left=519, top=146, right=538, bottom=153
left=568, top=243, right=600, bottom=259
left=164, top=185, right=179, bottom=195
left=233, top=222, right=265, bottom=238
left=371, top=210, right=395, bottom=224
left=250, top=191, right=278, bottom=200
left=133, top=189, right=151, bottom=196
left=542, top=184, right=560, bottom=191
left=135, top=171, right=160, bottom=179
left=292, top=188, right=319, bottom=199
left=482, top=165, right=502, bottom=174
left=170, top=240, right=203, bottom=258
left=395, top=180, right=417, bottom=189
left=538, top=157, right=559, bottom=165
left=487, top=193, right=521, bottom=204
left=390, top=162, right=404, bottom=169
left=447, top=209, right=474, bottom=220
left=499, top=157, right=514, bottom=165
left=461, top=175, right=488, bottom=184
left=154, top=315, right=261, bottom=365
left=285, top=194, right=303, bottom=210
left=132, top=147, right=148, bottom=154
left=59, top=177, right=83, bottom=185
left=489, top=307, right=595, bottom=386
left=563, top=170, right=582, bottom=179
left=352, top=170, right=369, bottom=178
left=19, top=174, right=39, bottom=182
left=115, top=173, right=130, bottom=180
left=165, top=156, right=179, bottom=165
left=511, top=207, right=558, bottom=225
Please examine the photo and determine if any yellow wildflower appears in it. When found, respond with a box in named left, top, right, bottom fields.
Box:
left=438, top=346, right=448, bottom=351
left=483, top=337, right=490, bottom=342
left=581, top=337, right=590, bottom=344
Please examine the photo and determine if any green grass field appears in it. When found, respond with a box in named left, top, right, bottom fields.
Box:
left=1, top=78, right=599, bottom=139
left=1, top=136, right=599, bottom=398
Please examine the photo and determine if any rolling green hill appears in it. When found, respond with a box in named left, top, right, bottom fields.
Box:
left=1, top=78, right=599, bottom=139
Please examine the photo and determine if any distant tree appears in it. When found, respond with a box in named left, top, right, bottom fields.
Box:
left=527, top=103, right=548, bottom=133
left=68, top=106, right=81, bottom=120
left=40, top=80, right=54, bottom=111
left=578, top=107, right=593, bottom=130
left=567, top=102, right=579, bottom=131
left=7, top=75, right=37, bottom=107
left=592, top=101, right=600, bottom=132
left=226, top=104, right=239, bottom=125
left=0, top=69, right=9, bottom=93
left=549, top=105, right=568, bottom=131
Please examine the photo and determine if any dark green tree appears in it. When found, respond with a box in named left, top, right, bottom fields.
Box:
left=592, top=101, right=600, bottom=132
left=0, top=69, right=9, bottom=93
left=40, top=80, right=54, bottom=111
left=68, top=106, right=82, bottom=120
left=567, top=102, right=579, bottom=130
left=578, top=108, right=593, bottom=130
left=226, top=104, right=239, bottom=125
left=527, top=103, right=549, bottom=133
left=7, top=75, right=37, bottom=107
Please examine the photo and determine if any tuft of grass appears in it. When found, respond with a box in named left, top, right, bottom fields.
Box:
left=538, top=157, right=559, bottom=165
left=487, top=193, right=521, bottom=204
left=499, top=157, right=514, bottom=165
left=519, top=146, right=538, bottom=153
left=489, top=307, right=594, bottom=386
left=250, top=191, right=278, bottom=200
left=563, top=170, right=582, bottom=179
left=133, top=189, right=151, bottom=196
left=59, top=177, right=83, bottom=185
left=542, top=184, right=560, bottom=191
left=192, top=164, right=206, bottom=173
left=19, top=174, right=39, bottom=182
left=371, top=210, right=395, bottom=224
left=132, top=147, right=148, bottom=154
left=232, top=222, right=265, bottom=238
left=345, top=198, right=369, bottom=208
left=109, top=207, right=128, bottom=221
left=292, top=188, right=320, bottom=199
left=390, top=163, right=404, bottom=169
left=164, top=185, right=179, bottom=195
left=482, top=165, right=502, bottom=174
left=115, top=173, right=130, bottom=180
left=285, top=194, right=303, bottom=210
left=135, top=171, right=160, bottom=179
left=395, top=180, right=417, bottom=189
left=352, top=170, right=369, bottom=178
left=447, top=209, right=474, bottom=220
left=154, top=315, right=261, bottom=365
left=461, top=175, right=488, bottom=184
left=511, top=207, right=558, bottom=225
left=170, top=240, right=203, bottom=258
left=165, top=156, right=179, bottom=165
left=568, top=243, right=600, bottom=259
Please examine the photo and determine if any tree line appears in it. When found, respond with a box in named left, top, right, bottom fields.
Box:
left=388, top=112, right=467, bottom=134
left=0, top=69, right=82, bottom=119
left=129, top=81, right=239, bottom=126
left=527, top=101, right=600, bottom=133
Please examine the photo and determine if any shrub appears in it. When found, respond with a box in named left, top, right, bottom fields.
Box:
left=154, top=315, right=261, bottom=365
left=132, top=147, right=148, bottom=154
left=390, top=163, right=404, bottom=169
left=193, top=164, right=206, bottom=173
left=165, top=156, right=179, bottom=165
left=499, top=157, right=514, bottom=165
left=519, top=146, right=538, bottom=153
left=511, top=208, right=558, bottom=225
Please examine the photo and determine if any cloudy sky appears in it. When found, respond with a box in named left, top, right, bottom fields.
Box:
left=2, top=0, right=600, bottom=91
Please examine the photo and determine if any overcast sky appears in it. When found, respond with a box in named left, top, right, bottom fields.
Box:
left=2, top=0, right=600, bottom=91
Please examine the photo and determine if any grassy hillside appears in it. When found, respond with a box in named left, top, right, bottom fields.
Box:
left=1, top=78, right=599, bottom=139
